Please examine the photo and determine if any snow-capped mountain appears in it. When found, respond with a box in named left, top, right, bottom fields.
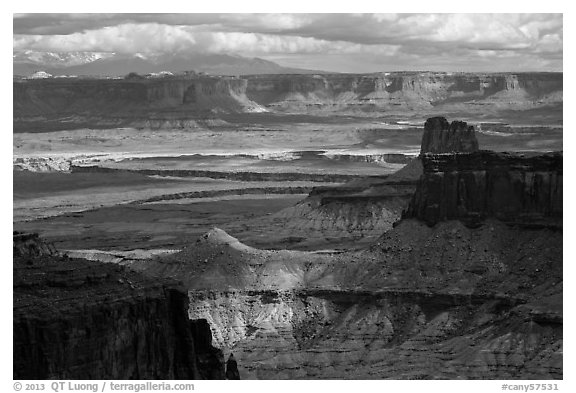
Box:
left=13, top=50, right=115, bottom=68
left=13, top=50, right=323, bottom=76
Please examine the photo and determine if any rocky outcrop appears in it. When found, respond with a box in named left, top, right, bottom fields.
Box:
left=13, top=156, right=72, bottom=172
left=403, top=151, right=562, bottom=228
left=248, top=115, right=481, bottom=249
left=13, top=234, right=225, bottom=380
left=420, top=117, right=479, bottom=154
left=13, top=231, right=58, bottom=258
left=240, top=152, right=424, bottom=250
left=189, top=319, right=227, bottom=379
left=225, top=354, right=241, bottom=380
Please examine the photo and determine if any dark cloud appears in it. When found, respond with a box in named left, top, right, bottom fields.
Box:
left=13, top=14, right=223, bottom=35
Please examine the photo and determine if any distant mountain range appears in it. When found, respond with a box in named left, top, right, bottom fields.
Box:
left=13, top=50, right=325, bottom=77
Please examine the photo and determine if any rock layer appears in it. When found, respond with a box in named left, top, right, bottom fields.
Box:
left=126, top=219, right=562, bottom=379
left=242, top=180, right=415, bottom=250
left=245, top=72, right=562, bottom=111
left=241, top=153, right=423, bottom=250
left=187, top=286, right=561, bottom=380
left=14, top=72, right=562, bottom=131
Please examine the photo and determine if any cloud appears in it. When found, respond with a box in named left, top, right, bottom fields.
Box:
left=12, top=13, right=563, bottom=72
left=12, top=13, right=313, bottom=35
left=13, top=22, right=401, bottom=57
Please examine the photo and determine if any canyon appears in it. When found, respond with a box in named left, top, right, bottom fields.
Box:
left=114, top=146, right=561, bottom=379
left=13, top=122, right=562, bottom=379
left=13, top=69, right=562, bottom=380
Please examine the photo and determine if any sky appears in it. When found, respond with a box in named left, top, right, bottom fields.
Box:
left=13, top=13, right=563, bottom=73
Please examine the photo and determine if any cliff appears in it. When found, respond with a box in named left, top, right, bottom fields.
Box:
left=245, top=72, right=561, bottom=103
left=420, top=117, right=479, bottom=154
left=244, top=72, right=562, bottom=113
left=13, top=75, right=264, bottom=131
left=13, top=72, right=562, bottom=131
left=403, top=151, right=562, bottom=228
left=13, top=233, right=225, bottom=380
left=125, top=220, right=562, bottom=379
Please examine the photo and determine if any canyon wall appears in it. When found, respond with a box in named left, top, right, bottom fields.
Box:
left=187, top=282, right=561, bottom=379
left=245, top=72, right=562, bottom=103
left=14, top=72, right=562, bottom=130
left=13, top=75, right=263, bottom=131
left=127, top=218, right=562, bottom=379
left=13, top=233, right=225, bottom=380
left=403, top=151, right=562, bottom=228
left=244, top=72, right=562, bottom=112
left=13, top=76, right=252, bottom=115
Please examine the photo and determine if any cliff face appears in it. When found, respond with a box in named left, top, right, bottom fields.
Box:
left=13, top=75, right=262, bottom=122
left=244, top=72, right=562, bottom=110
left=403, top=151, right=563, bottom=228
left=13, top=234, right=225, bottom=380
left=13, top=72, right=562, bottom=130
left=188, top=284, right=561, bottom=379
left=420, top=117, right=479, bottom=154
left=125, top=219, right=562, bottom=379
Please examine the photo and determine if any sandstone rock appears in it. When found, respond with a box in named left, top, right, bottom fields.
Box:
left=403, top=151, right=562, bottom=228
left=129, top=218, right=562, bottom=379
left=420, top=117, right=479, bottom=154
left=250, top=113, right=482, bottom=250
